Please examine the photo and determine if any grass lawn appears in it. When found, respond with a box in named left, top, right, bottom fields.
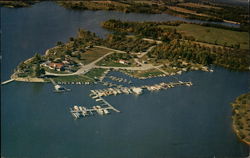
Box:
left=159, top=24, right=249, bottom=49
left=167, top=6, right=211, bottom=18
left=80, top=47, right=111, bottom=64
left=96, top=54, right=136, bottom=67
left=123, top=69, right=164, bottom=78
left=85, top=68, right=106, bottom=79
left=177, top=2, right=221, bottom=9
left=97, top=60, right=133, bottom=67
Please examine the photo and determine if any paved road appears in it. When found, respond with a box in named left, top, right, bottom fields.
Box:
left=137, top=45, right=156, bottom=58
left=75, top=51, right=114, bottom=75
left=94, top=46, right=127, bottom=54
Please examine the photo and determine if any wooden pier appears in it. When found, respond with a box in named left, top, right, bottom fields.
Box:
left=99, top=96, right=120, bottom=113
left=49, top=78, right=57, bottom=86
left=70, top=76, right=192, bottom=119
left=49, top=78, right=70, bottom=92
left=70, top=91, right=120, bottom=119
left=91, top=90, right=121, bottom=113
left=1, top=79, right=14, bottom=85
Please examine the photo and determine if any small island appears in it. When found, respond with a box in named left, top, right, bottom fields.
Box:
left=231, top=93, right=250, bottom=145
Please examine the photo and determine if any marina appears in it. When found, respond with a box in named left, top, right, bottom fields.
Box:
left=70, top=95, right=120, bottom=119
left=2, top=2, right=249, bottom=157
left=100, top=81, right=123, bottom=88
left=89, top=81, right=193, bottom=97
left=70, top=79, right=192, bottom=119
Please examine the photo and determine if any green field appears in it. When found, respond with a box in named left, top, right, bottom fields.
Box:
left=85, top=68, right=106, bottom=79
left=80, top=47, right=111, bottom=64
left=97, top=60, right=132, bottom=67
left=96, top=54, right=136, bottom=67
left=122, top=69, right=164, bottom=78
left=160, top=24, right=249, bottom=49
left=37, top=68, right=106, bottom=83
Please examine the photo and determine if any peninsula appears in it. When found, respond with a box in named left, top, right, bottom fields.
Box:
left=8, top=20, right=249, bottom=84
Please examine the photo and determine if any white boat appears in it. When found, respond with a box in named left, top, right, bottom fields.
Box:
left=96, top=98, right=102, bottom=102
left=103, top=109, right=109, bottom=115
left=73, top=105, right=79, bottom=111
left=92, top=95, right=98, bottom=99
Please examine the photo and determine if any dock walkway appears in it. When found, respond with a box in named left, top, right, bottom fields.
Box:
left=99, top=96, right=120, bottom=113
left=1, top=79, right=14, bottom=85
left=49, top=78, right=57, bottom=86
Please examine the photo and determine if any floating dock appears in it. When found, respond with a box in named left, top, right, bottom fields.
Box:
left=70, top=78, right=192, bottom=119
left=90, top=81, right=192, bottom=97
left=108, top=76, right=132, bottom=84
left=70, top=94, right=120, bottom=119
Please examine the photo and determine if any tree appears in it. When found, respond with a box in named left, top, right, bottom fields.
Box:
left=162, top=36, right=170, bottom=43
left=34, top=64, right=45, bottom=77
left=18, top=61, right=26, bottom=70
left=32, top=53, right=41, bottom=64
left=56, top=41, right=63, bottom=46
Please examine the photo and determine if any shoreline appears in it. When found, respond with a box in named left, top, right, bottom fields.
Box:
left=231, top=93, right=250, bottom=146
left=1, top=1, right=242, bottom=27
left=232, top=124, right=250, bottom=146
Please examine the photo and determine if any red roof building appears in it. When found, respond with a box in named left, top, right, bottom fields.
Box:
left=49, top=63, right=64, bottom=70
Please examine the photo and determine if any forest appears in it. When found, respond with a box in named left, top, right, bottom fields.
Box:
left=102, top=19, right=250, bottom=71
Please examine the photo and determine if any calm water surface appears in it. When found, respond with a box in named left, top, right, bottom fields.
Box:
left=1, top=2, right=249, bottom=158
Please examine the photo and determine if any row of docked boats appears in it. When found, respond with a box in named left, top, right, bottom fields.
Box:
left=70, top=105, right=110, bottom=119
left=89, top=81, right=192, bottom=97
left=56, top=81, right=91, bottom=85
left=142, top=81, right=192, bottom=91
left=90, top=86, right=143, bottom=97
left=93, top=105, right=110, bottom=115
left=101, top=81, right=123, bottom=88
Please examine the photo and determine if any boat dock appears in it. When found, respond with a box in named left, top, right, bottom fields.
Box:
left=101, top=81, right=123, bottom=88
left=98, top=96, right=120, bottom=113
left=1, top=79, right=14, bottom=85
left=70, top=93, right=120, bottom=119
left=49, top=78, right=70, bottom=92
left=89, top=81, right=192, bottom=97
left=108, top=76, right=132, bottom=84
left=69, top=76, right=192, bottom=119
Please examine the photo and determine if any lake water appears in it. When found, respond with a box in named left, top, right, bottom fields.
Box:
left=1, top=2, right=249, bottom=158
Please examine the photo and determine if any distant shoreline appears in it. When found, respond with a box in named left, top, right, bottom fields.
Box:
left=231, top=93, right=250, bottom=146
